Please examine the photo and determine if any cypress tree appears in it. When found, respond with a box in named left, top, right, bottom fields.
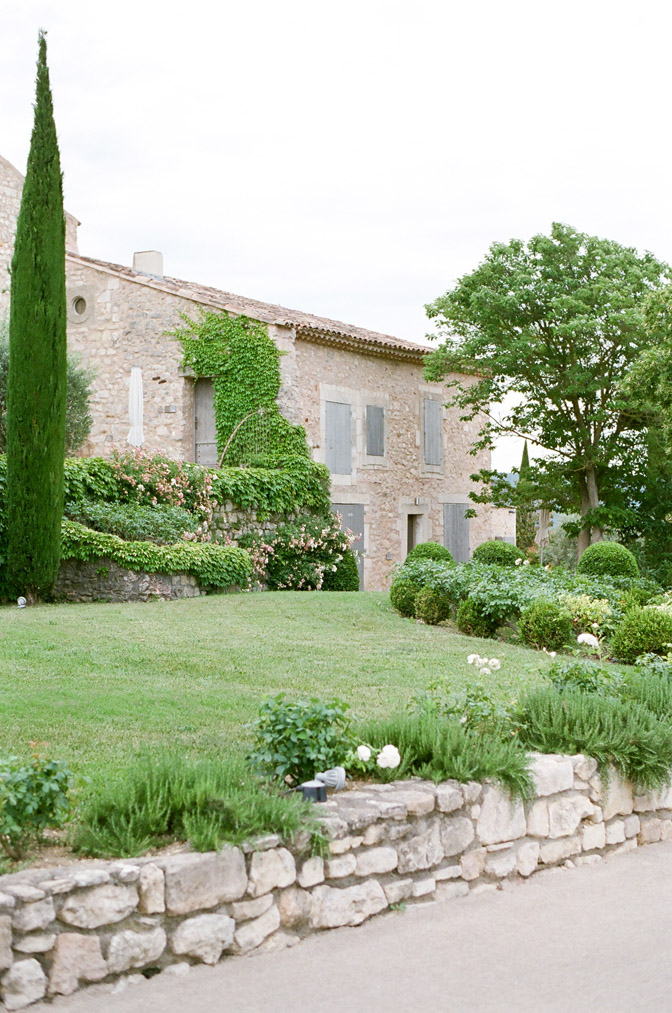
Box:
left=6, top=31, right=67, bottom=599
left=516, top=440, right=537, bottom=551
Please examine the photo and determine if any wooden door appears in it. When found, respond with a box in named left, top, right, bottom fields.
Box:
left=194, top=378, right=218, bottom=466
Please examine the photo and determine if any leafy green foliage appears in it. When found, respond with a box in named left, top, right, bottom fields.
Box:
left=472, top=540, right=525, bottom=566
left=556, top=592, right=614, bottom=635
left=65, top=500, right=200, bottom=545
left=619, top=670, right=672, bottom=723
left=174, top=310, right=309, bottom=465
left=412, top=678, right=516, bottom=737
left=61, top=520, right=252, bottom=589
left=547, top=659, right=623, bottom=697
left=6, top=34, right=67, bottom=599
left=518, top=600, right=572, bottom=651
left=242, top=514, right=353, bottom=590
left=414, top=586, right=452, bottom=625
left=248, top=695, right=356, bottom=786
left=405, top=541, right=454, bottom=564
left=322, top=548, right=360, bottom=591
left=611, top=607, right=672, bottom=664
left=72, top=751, right=312, bottom=857
left=389, top=578, right=420, bottom=617
left=456, top=598, right=499, bottom=637
left=518, top=688, right=672, bottom=790
left=0, top=747, right=71, bottom=859
left=424, top=222, right=671, bottom=548
left=577, top=541, right=639, bottom=578
left=360, top=714, right=532, bottom=799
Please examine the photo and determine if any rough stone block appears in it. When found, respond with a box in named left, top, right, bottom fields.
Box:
left=138, top=865, right=165, bottom=914
left=48, top=934, right=107, bottom=997
left=58, top=884, right=138, bottom=929
left=1, top=958, right=47, bottom=1010
left=460, top=848, right=486, bottom=881
left=170, top=914, right=235, bottom=964
left=434, top=864, right=461, bottom=881
left=462, top=782, right=482, bottom=804
left=485, top=848, right=517, bottom=878
left=0, top=894, right=16, bottom=913
left=12, top=898, right=55, bottom=934
left=526, top=799, right=549, bottom=838
left=538, top=835, right=581, bottom=865
left=529, top=754, right=574, bottom=796
left=605, top=820, right=626, bottom=845
left=247, top=848, right=296, bottom=897
left=355, top=847, right=398, bottom=877
left=361, top=824, right=385, bottom=846
left=477, top=786, right=526, bottom=845
left=3, top=887, right=44, bottom=904
left=516, top=840, right=540, bottom=878
left=436, top=781, right=463, bottom=813
left=297, top=857, right=324, bottom=888
left=310, top=882, right=388, bottom=929
left=660, top=820, right=672, bottom=842
left=582, top=821, right=606, bottom=851
left=397, top=823, right=444, bottom=873
left=383, top=879, right=413, bottom=905
left=436, top=881, right=469, bottom=902
left=161, top=849, right=247, bottom=914
left=638, top=816, right=663, bottom=844
left=440, top=816, right=475, bottom=858
left=277, top=888, right=311, bottom=929
left=572, top=754, right=598, bottom=781
left=325, top=853, right=356, bottom=879
left=624, top=814, right=641, bottom=839
left=592, top=769, right=634, bottom=820
left=231, top=895, right=274, bottom=922
left=107, top=928, right=167, bottom=973
left=0, top=916, right=12, bottom=971
left=13, top=934, right=55, bottom=954
left=615, top=838, right=638, bottom=855
left=383, top=789, right=435, bottom=817
left=411, top=877, right=435, bottom=898
left=547, top=794, right=594, bottom=838
left=633, top=783, right=672, bottom=812
left=233, top=905, right=281, bottom=954
left=329, top=836, right=362, bottom=855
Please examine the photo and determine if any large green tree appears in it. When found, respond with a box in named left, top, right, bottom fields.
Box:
left=425, top=223, right=670, bottom=556
left=6, top=32, right=67, bottom=599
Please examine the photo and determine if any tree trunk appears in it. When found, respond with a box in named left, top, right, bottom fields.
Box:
left=586, top=464, right=603, bottom=543
left=577, top=466, right=602, bottom=558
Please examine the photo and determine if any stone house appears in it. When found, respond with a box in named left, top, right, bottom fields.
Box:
left=0, top=154, right=515, bottom=589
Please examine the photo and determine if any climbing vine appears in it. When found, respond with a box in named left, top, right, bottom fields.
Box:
left=172, top=310, right=309, bottom=465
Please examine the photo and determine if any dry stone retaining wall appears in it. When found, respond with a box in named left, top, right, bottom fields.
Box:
left=53, top=560, right=203, bottom=603
left=2, top=753, right=671, bottom=1009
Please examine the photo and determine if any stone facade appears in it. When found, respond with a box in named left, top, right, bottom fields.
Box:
left=0, top=154, right=515, bottom=589
left=53, top=560, right=203, bottom=603
left=0, top=756, right=668, bottom=1009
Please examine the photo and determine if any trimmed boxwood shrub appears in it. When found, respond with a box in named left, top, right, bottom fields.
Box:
left=519, top=600, right=572, bottom=651
left=456, top=597, right=499, bottom=638
left=577, top=541, right=639, bottom=579
left=390, top=578, right=421, bottom=617
left=405, top=541, right=454, bottom=564
left=322, top=549, right=360, bottom=591
left=471, top=540, right=525, bottom=566
left=611, top=607, right=672, bottom=664
left=414, top=586, right=452, bottom=625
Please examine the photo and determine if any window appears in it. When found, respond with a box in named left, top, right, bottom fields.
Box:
left=366, top=405, right=385, bottom=457
left=423, top=399, right=442, bottom=466
left=444, top=503, right=470, bottom=562
left=325, top=400, right=352, bottom=474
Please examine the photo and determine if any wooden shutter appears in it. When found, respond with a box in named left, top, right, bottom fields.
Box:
left=444, top=503, right=470, bottom=562
left=194, top=378, right=218, bottom=466
left=332, top=502, right=365, bottom=589
left=423, top=399, right=442, bottom=466
left=366, top=405, right=385, bottom=457
left=325, top=401, right=352, bottom=474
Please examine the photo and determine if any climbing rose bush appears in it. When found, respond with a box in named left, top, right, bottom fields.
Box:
left=244, top=514, right=355, bottom=590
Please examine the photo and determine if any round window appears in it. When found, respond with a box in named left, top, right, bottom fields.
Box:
left=73, top=297, right=87, bottom=316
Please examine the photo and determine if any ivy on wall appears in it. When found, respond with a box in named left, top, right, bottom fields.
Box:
left=172, top=310, right=309, bottom=465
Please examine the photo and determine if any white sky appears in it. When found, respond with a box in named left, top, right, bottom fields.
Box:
left=2, top=0, right=671, bottom=469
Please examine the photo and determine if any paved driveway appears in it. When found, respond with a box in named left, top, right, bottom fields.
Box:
left=41, top=841, right=672, bottom=1013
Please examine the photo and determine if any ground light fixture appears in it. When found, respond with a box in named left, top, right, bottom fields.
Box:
left=17, top=597, right=26, bottom=608
left=298, top=766, right=347, bottom=802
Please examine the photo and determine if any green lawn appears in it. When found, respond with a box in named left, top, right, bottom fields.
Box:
left=0, top=592, right=551, bottom=784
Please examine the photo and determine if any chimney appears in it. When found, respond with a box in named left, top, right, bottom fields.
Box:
left=132, top=250, right=163, bottom=278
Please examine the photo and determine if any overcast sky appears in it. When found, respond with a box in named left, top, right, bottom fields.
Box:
left=2, top=0, right=671, bottom=468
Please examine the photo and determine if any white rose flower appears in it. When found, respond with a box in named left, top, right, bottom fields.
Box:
left=480, top=667, right=492, bottom=676
left=549, top=651, right=557, bottom=659
left=467, top=654, right=479, bottom=665
left=523, top=559, right=531, bottom=566
left=377, top=744, right=401, bottom=769
left=592, top=622, right=600, bottom=629
left=514, top=558, right=522, bottom=566
left=577, top=632, right=600, bottom=648
left=356, top=745, right=371, bottom=762
left=488, top=658, right=501, bottom=670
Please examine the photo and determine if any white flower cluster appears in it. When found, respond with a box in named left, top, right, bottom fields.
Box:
left=376, top=744, right=401, bottom=769
left=467, top=654, right=501, bottom=676
left=541, top=647, right=557, bottom=658
left=356, top=745, right=371, bottom=762
left=577, top=632, right=600, bottom=649
left=514, top=558, right=531, bottom=566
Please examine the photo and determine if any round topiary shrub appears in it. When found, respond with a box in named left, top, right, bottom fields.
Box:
left=576, top=541, right=639, bottom=579
left=456, top=597, right=499, bottom=638
left=518, top=600, right=572, bottom=651
left=322, top=549, right=360, bottom=591
left=390, top=578, right=421, bottom=617
left=471, top=540, right=525, bottom=566
left=610, top=607, right=672, bottom=664
left=414, top=586, right=452, bottom=625
left=405, top=541, right=454, bottom=564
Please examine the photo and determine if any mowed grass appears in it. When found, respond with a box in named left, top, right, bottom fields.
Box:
left=0, top=592, right=551, bottom=784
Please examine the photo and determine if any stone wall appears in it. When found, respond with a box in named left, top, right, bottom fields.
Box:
left=0, top=755, right=669, bottom=1009
left=53, top=560, right=203, bottom=603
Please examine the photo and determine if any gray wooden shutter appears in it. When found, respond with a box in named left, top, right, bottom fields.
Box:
left=366, top=405, right=384, bottom=457
left=423, top=399, right=442, bottom=466
left=444, top=503, right=470, bottom=562
left=325, top=401, right=352, bottom=474
left=194, top=378, right=218, bottom=466
left=332, top=503, right=365, bottom=589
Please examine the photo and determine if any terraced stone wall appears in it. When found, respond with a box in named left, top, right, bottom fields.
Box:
left=1, top=754, right=670, bottom=1009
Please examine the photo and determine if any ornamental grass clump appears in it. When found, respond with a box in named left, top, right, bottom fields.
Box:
left=72, top=751, right=311, bottom=857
